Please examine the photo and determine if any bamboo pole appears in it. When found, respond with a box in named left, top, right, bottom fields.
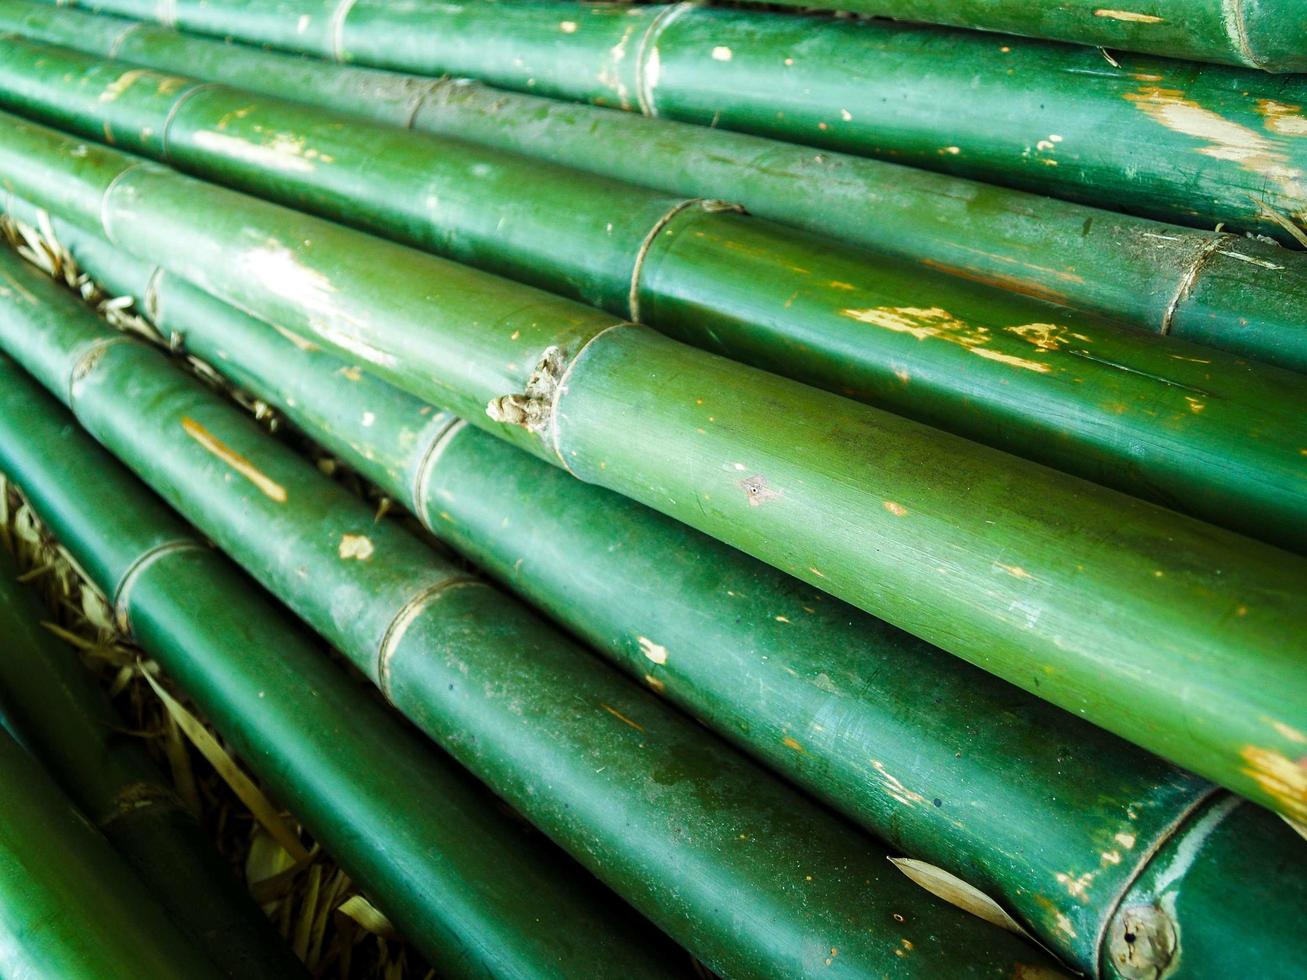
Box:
left=1, top=51, right=1306, bottom=553
left=0, top=114, right=1304, bottom=829
left=0, top=545, right=308, bottom=979
left=0, top=721, right=224, bottom=979
left=0, top=246, right=1058, bottom=980
left=3, top=1, right=1305, bottom=377
left=707, top=0, right=1307, bottom=73
left=43, top=211, right=1307, bottom=978
left=49, top=0, right=1307, bottom=245
left=1105, top=797, right=1305, bottom=979
left=0, top=364, right=681, bottom=979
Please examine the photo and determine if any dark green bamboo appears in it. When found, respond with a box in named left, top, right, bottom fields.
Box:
left=1, top=114, right=1305, bottom=828
left=1, top=41, right=1306, bottom=554
left=0, top=376, right=680, bottom=979
left=46, top=211, right=1307, bottom=978
left=61, top=0, right=1307, bottom=245
left=725, top=0, right=1307, bottom=73
left=0, top=246, right=1058, bottom=980
left=1103, top=797, right=1304, bottom=979
left=0, top=546, right=307, bottom=979
left=0, top=721, right=223, bottom=979
left=4, top=1, right=1306, bottom=376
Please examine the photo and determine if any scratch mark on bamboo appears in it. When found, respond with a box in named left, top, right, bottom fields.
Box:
left=871, top=760, right=925, bottom=806
left=1214, top=249, right=1284, bottom=270
left=601, top=703, right=645, bottom=732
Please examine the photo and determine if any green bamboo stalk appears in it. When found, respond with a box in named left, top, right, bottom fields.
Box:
left=0, top=376, right=680, bottom=979
left=44, top=210, right=1307, bottom=978
left=712, top=0, right=1307, bottom=73
left=59, top=0, right=1307, bottom=245
left=1, top=40, right=1305, bottom=554
left=1, top=113, right=1304, bottom=828
left=0, top=238, right=1063, bottom=978
left=1103, top=796, right=1304, bottom=979
left=0, top=720, right=224, bottom=979
left=4, top=1, right=1305, bottom=377
left=0, top=544, right=308, bottom=979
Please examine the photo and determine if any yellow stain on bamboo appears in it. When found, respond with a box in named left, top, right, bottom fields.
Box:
left=994, top=562, right=1033, bottom=579
left=1258, top=100, right=1307, bottom=138
left=1241, top=745, right=1307, bottom=822
left=1005, top=322, right=1092, bottom=351
left=840, top=306, right=1052, bottom=373
left=191, top=130, right=320, bottom=174
left=1123, top=87, right=1304, bottom=200
left=181, top=416, right=287, bottom=502
left=1055, top=869, right=1096, bottom=900
left=99, top=69, right=150, bottom=103
left=1268, top=718, right=1307, bottom=744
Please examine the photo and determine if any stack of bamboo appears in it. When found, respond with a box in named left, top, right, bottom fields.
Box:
left=0, top=1, right=1302, bottom=977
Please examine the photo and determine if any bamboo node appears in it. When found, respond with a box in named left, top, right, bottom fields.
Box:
left=111, top=539, right=207, bottom=634
left=67, top=335, right=132, bottom=405
left=411, top=418, right=466, bottom=525
left=375, top=576, right=478, bottom=696
left=629, top=198, right=744, bottom=321
left=486, top=345, right=566, bottom=433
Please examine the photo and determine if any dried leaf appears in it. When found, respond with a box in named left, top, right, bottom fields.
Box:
left=292, top=863, right=323, bottom=961
left=337, top=895, right=399, bottom=940
left=889, top=857, right=1029, bottom=936
left=141, top=665, right=310, bottom=862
